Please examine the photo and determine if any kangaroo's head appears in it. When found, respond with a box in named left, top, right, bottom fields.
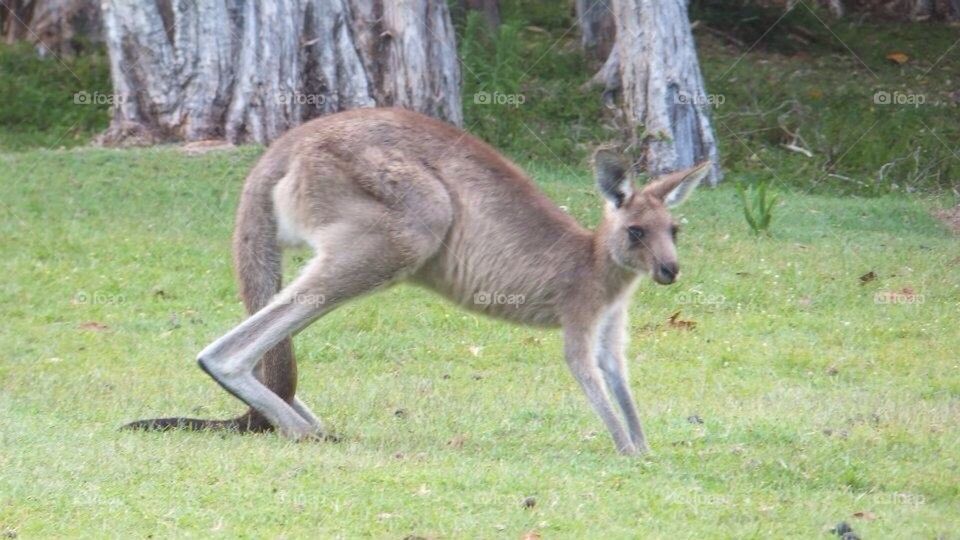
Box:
left=593, top=149, right=711, bottom=285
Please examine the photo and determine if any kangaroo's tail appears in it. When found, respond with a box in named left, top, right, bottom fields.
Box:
left=122, top=411, right=271, bottom=432
left=123, top=153, right=296, bottom=434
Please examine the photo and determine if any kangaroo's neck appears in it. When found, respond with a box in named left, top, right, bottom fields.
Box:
left=590, top=229, right=641, bottom=303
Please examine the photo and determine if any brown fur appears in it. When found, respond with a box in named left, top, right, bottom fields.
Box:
left=125, top=108, right=710, bottom=455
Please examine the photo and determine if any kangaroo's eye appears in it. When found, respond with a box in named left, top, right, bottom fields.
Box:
left=627, top=226, right=645, bottom=243
left=671, top=225, right=679, bottom=240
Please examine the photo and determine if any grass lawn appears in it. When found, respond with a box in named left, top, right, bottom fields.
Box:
left=1, top=146, right=958, bottom=538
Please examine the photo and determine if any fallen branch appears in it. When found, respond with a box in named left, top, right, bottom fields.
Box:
left=783, top=143, right=814, bottom=157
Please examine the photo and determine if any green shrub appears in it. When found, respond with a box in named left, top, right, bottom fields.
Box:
left=0, top=43, right=111, bottom=150
left=737, top=178, right=778, bottom=235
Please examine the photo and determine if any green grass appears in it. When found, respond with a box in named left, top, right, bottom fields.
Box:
left=699, top=16, right=960, bottom=195
left=0, top=43, right=111, bottom=150
left=2, top=9, right=958, bottom=195
left=1, top=146, right=958, bottom=538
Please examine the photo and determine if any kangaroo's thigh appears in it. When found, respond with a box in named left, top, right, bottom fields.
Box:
left=197, top=220, right=439, bottom=439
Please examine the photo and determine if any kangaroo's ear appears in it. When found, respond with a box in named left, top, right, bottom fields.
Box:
left=642, top=160, right=712, bottom=208
left=593, top=148, right=633, bottom=208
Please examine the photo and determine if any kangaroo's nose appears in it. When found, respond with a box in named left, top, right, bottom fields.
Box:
left=655, top=262, right=679, bottom=284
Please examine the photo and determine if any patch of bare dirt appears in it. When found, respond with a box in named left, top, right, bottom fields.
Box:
left=179, top=139, right=235, bottom=155
left=934, top=205, right=960, bottom=234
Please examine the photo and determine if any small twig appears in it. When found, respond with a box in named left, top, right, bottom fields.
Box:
left=783, top=143, right=813, bottom=157
left=777, top=103, right=813, bottom=157
left=696, top=23, right=747, bottom=48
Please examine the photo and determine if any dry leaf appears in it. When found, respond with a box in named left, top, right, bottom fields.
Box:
left=447, top=434, right=466, bottom=449
left=853, top=510, right=878, bottom=520
left=859, top=271, right=877, bottom=284
left=521, top=531, right=541, bottom=540
left=468, top=345, right=482, bottom=357
left=885, top=52, right=909, bottom=64
left=667, top=311, right=697, bottom=330
left=78, top=321, right=109, bottom=331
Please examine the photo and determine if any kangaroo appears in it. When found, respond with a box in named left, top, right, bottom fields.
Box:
left=124, top=107, right=710, bottom=455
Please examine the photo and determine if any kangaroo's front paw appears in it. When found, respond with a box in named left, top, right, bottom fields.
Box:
left=617, top=442, right=639, bottom=456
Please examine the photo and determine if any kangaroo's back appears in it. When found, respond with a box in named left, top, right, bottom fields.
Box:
left=274, top=108, right=594, bottom=325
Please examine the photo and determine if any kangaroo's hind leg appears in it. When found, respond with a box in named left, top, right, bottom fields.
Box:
left=196, top=232, right=404, bottom=438
left=195, top=151, right=455, bottom=440
left=197, top=202, right=451, bottom=439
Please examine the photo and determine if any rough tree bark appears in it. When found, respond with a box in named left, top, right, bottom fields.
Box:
left=99, top=0, right=460, bottom=145
left=351, top=0, right=463, bottom=127
left=2, top=0, right=36, bottom=43
left=825, top=0, right=845, bottom=16
left=1, top=0, right=101, bottom=54
left=787, top=0, right=845, bottom=17
left=575, top=0, right=616, bottom=62
left=583, top=47, right=620, bottom=104
left=610, top=0, right=721, bottom=185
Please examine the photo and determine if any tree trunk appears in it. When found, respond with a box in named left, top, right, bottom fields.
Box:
left=583, top=47, right=620, bottom=105
left=2, top=0, right=101, bottom=54
left=787, top=0, right=844, bottom=17
left=610, top=0, right=721, bottom=184
left=2, top=0, right=35, bottom=44
left=99, top=0, right=460, bottom=146
left=350, top=0, right=463, bottom=127
left=825, top=0, right=845, bottom=17
left=575, top=0, right=615, bottom=62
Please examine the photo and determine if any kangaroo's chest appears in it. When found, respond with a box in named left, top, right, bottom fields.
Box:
left=411, top=239, right=572, bottom=328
